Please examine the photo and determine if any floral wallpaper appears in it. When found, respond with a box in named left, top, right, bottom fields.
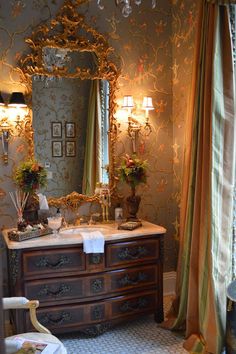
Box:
left=0, top=0, right=198, bottom=275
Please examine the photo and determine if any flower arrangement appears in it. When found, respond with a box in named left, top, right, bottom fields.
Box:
left=118, top=154, right=148, bottom=191
left=13, top=159, right=47, bottom=193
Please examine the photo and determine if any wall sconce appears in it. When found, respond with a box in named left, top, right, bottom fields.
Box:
left=0, top=92, right=27, bottom=164
left=122, top=95, right=154, bottom=153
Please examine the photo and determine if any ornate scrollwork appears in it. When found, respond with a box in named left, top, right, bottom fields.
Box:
left=91, top=278, right=104, bottom=293
left=119, top=297, right=149, bottom=313
left=18, top=0, right=120, bottom=208
left=35, top=255, right=72, bottom=269
left=38, top=283, right=72, bottom=298
left=91, top=305, right=104, bottom=320
left=118, top=272, right=147, bottom=287
left=40, top=311, right=72, bottom=326
left=9, top=250, right=21, bottom=285
left=81, top=322, right=111, bottom=336
left=89, top=253, right=103, bottom=265
left=118, top=246, right=148, bottom=261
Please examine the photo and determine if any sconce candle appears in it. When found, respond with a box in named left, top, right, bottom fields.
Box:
left=142, top=96, right=154, bottom=117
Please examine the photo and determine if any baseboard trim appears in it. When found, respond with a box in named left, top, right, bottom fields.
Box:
left=163, top=271, right=176, bottom=296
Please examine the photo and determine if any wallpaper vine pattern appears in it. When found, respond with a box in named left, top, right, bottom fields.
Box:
left=0, top=0, right=197, bottom=273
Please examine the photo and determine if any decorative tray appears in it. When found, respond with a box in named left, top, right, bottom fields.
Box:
left=8, top=225, right=52, bottom=242
left=118, top=221, right=142, bottom=231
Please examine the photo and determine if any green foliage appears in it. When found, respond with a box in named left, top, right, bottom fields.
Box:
left=118, top=154, right=148, bottom=190
left=13, top=159, right=47, bottom=193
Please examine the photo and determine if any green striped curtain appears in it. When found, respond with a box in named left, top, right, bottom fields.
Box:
left=82, top=80, right=102, bottom=196
left=163, top=2, right=236, bottom=353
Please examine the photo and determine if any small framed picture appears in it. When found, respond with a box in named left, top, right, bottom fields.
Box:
left=51, top=122, right=62, bottom=138
left=66, top=141, right=76, bottom=157
left=52, top=141, right=63, bottom=157
left=65, top=122, right=76, bottom=138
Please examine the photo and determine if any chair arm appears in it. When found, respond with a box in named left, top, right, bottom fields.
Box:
left=2, top=297, right=51, bottom=334
left=2, top=297, right=29, bottom=310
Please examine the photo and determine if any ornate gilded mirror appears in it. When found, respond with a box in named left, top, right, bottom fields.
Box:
left=18, top=0, right=120, bottom=208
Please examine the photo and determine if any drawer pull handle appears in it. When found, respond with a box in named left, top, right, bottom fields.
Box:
left=119, top=272, right=147, bottom=287
left=40, top=312, right=71, bottom=325
left=120, top=297, right=149, bottom=313
left=35, top=256, right=72, bottom=269
left=38, top=284, right=71, bottom=298
left=118, top=246, right=148, bottom=261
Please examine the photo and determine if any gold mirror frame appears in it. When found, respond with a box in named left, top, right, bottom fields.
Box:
left=18, top=0, right=120, bottom=209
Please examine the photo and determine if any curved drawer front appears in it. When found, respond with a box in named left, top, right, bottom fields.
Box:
left=106, top=239, right=159, bottom=268
left=25, top=265, right=157, bottom=302
left=23, top=248, right=85, bottom=277
left=24, top=277, right=84, bottom=302
left=27, top=303, right=107, bottom=331
left=110, top=265, right=157, bottom=292
left=111, top=291, right=156, bottom=319
left=26, top=291, right=156, bottom=332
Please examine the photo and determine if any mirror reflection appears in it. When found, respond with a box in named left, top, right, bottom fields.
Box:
left=33, top=77, right=109, bottom=197
left=19, top=0, right=120, bottom=206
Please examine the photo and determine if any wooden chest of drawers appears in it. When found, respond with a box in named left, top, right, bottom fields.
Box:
left=4, top=224, right=165, bottom=335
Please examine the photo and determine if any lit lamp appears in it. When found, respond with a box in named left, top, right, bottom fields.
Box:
left=122, top=95, right=140, bottom=135
left=142, top=96, right=154, bottom=135
left=0, top=118, right=11, bottom=164
left=8, top=91, right=27, bottom=135
left=122, top=95, right=134, bottom=115
left=0, top=92, right=27, bottom=164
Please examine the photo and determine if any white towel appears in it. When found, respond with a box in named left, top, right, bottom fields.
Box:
left=37, top=193, right=49, bottom=210
left=80, top=231, right=105, bottom=254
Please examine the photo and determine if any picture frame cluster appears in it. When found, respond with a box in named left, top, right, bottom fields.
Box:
left=51, top=122, right=76, bottom=157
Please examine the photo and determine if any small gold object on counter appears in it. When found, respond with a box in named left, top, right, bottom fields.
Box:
left=118, top=221, right=142, bottom=231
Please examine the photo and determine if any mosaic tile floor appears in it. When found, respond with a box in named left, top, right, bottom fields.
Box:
left=58, top=297, right=188, bottom=354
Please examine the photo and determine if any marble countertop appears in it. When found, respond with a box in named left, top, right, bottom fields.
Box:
left=2, top=221, right=166, bottom=250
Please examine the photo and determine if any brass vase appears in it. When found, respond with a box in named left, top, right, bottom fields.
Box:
left=126, top=187, right=141, bottom=221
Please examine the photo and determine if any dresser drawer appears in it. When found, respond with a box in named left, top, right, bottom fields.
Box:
left=25, top=274, right=109, bottom=302
left=24, top=277, right=84, bottom=302
left=109, top=265, right=157, bottom=292
left=23, top=248, right=85, bottom=277
left=106, top=239, right=159, bottom=267
left=26, top=291, right=156, bottom=332
left=27, top=302, right=107, bottom=332
left=111, top=291, right=156, bottom=319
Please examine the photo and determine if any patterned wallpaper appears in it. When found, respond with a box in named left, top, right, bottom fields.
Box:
left=0, top=0, right=198, bottom=273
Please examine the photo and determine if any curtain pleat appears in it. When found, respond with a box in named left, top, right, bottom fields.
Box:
left=163, top=2, right=236, bottom=353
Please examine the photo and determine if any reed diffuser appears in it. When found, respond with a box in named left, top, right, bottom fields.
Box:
left=9, top=190, right=29, bottom=231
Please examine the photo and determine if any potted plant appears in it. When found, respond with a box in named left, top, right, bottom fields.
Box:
left=13, top=159, right=47, bottom=223
left=118, top=154, right=148, bottom=221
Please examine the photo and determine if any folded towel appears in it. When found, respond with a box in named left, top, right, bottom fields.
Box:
left=80, top=231, right=105, bottom=254
left=37, top=193, right=49, bottom=210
